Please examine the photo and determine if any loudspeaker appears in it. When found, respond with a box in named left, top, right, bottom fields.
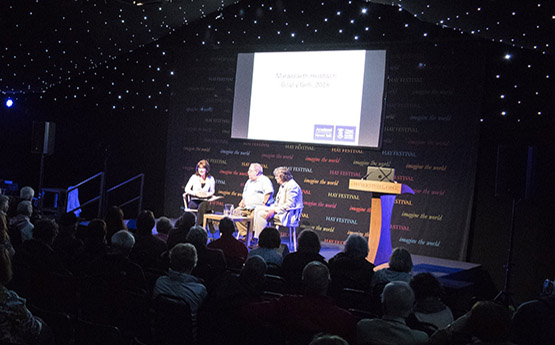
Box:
left=32, top=121, right=56, bottom=155
left=495, top=145, right=535, bottom=199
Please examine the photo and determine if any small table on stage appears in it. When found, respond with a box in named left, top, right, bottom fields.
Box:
left=203, top=213, right=254, bottom=245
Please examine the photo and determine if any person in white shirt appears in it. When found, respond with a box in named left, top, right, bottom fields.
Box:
left=233, top=163, right=274, bottom=238
left=184, top=159, right=215, bottom=226
left=252, top=167, right=303, bottom=239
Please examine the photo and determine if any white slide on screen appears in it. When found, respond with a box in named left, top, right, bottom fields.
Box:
left=231, top=49, right=387, bottom=148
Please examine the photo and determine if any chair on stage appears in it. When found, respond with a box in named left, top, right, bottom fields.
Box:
left=182, top=193, right=198, bottom=214
left=272, top=206, right=303, bottom=252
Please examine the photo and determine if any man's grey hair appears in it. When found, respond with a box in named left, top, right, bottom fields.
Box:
left=381, top=281, right=415, bottom=318
left=111, top=230, right=135, bottom=252
left=273, top=166, right=293, bottom=182
left=250, top=163, right=264, bottom=175
left=302, top=261, right=330, bottom=295
left=170, top=243, right=198, bottom=273
left=20, top=186, right=35, bottom=201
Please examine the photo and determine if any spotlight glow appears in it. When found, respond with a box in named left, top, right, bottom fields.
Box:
left=5, top=98, right=13, bottom=108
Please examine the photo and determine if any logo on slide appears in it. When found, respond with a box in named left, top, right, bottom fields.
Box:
left=335, top=126, right=356, bottom=142
left=314, top=125, right=334, bottom=141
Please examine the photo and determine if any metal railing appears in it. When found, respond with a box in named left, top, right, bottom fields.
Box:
left=66, top=172, right=105, bottom=217
left=56, top=172, right=144, bottom=218
left=106, top=173, right=144, bottom=217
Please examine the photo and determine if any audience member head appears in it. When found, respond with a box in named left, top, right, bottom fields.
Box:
left=169, top=243, right=198, bottom=274
left=111, top=230, right=135, bottom=257
left=105, top=205, right=127, bottom=230
left=240, top=255, right=267, bottom=289
left=344, top=233, right=369, bottom=259
left=302, top=261, right=330, bottom=296
left=186, top=225, right=208, bottom=249
left=19, top=186, right=35, bottom=201
left=156, top=216, right=173, bottom=235
left=175, top=212, right=196, bottom=233
left=16, top=200, right=33, bottom=217
left=410, top=272, right=443, bottom=301
left=381, top=281, right=415, bottom=318
left=297, top=229, right=321, bottom=254
left=33, top=219, right=59, bottom=246
left=195, top=159, right=211, bottom=177
left=136, top=210, right=155, bottom=236
left=218, top=217, right=236, bottom=237
left=0, top=246, right=13, bottom=286
left=86, top=219, right=107, bottom=245
left=58, top=212, right=79, bottom=235
left=468, top=301, right=512, bottom=342
left=259, top=227, right=281, bottom=249
left=309, top=334, right=349, bottom=345
left=0, top=195, right=9, bottom=215
left=389, top=247, right=413, bottom=273
left=273, top=166, right=293, bottom=184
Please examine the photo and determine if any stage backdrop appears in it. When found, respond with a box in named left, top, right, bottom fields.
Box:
left=164, top=42, right=484, bottom=261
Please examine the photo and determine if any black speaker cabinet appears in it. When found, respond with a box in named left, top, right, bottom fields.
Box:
left=495, top=145, right=535, bottom=199
left=32, top=121, right=56, bottom=155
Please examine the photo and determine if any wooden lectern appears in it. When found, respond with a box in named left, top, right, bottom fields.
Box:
left=349, top=179, right=414, bottom=266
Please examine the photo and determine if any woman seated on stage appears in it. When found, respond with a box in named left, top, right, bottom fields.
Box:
left=184, top=159, right=215, bottom=227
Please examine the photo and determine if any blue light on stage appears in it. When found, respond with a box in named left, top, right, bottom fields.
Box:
left=5, top=98, right=13, bottom=108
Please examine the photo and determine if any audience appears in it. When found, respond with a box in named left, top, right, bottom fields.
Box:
left=467, top=301, right=513, bottom=345
left=202, top=256, right=268, bottom=344
left=15, top=219, right=67, bottom=275
left=152, top=243, right=207, bottom=316
left=52, top=212, right=84, bottom=268
left=510, top=278, right=555, bottom=345
left=129, top=210, right=167, bottom=270
left=309, top=334, right=349, bottom=345
left=9, top=200, right=34, bottom=245
left=154, top=216, right=172, bottom=243
left=0, top=195, right=9, bottom=216
left=104, top=205, right=127, bottom=245
left=7, top=186, right=36, bottom=220
left=73, top=218, right=109, bottom=274
left=186, top=225, right=226, bottom=290
left=87, top=230, right=147, bottom=292
left=167, top=211, right=196, bottom=250
left=0, top=214, right=15, bottom=258
left=409, top=272, right=453, bottom=329
left=281, top=229, right=327, bottom=294
left=328, top=233, right=375, bottom=298
left=246, top=261, right=356, bottom=345
left=357, top=281, right=429, bottom=345
left=0, top=203, right=519, bottom=345
left=248, top=226, right=283, bottom=267
left=371, top=247, right=413, bottom=295
left=0, top=245, right=52, bottom=344
left=207, top=217, right=248, bottom=270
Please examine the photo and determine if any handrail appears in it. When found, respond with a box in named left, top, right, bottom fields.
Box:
left=106, top=173, right=144, bottom=217
left=43, top=171, right=143, bottom=219
left=65, top=172, right=105, bottom=217
left=67, top=172, right=104, bottom=193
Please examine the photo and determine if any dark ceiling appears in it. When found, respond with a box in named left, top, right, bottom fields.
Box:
left=1, top=0, right=553, bottom=94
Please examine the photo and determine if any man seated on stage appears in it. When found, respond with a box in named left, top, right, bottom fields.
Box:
left=233, top=163, right=274, bottom=238
left=252, top=166, right=303, bottom=240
